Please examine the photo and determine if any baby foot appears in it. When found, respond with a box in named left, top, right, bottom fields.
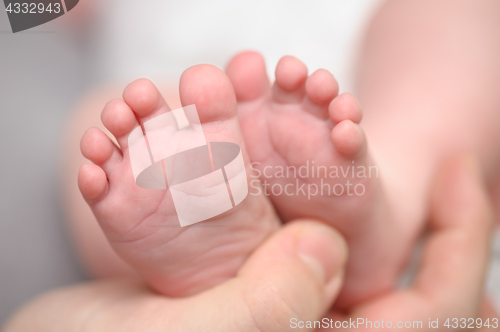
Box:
left=227, top=52, right=411, bottom=308
left=78, top=66, right=278, bottom=296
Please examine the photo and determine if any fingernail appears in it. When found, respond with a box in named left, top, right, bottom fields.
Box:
left=297, top=225, right=347, bottom=285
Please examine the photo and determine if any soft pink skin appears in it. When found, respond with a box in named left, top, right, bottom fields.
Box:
left=225, top=0, right=500, bottom=307
left=71, top=0, right=500, bottom=309
left=77, top=59, right=380, bottom=302
left=227, top=52, right=408, bottom=308
left=78, top=67, right=279, bottom=297
left=6, top=157, right=498, bottom=332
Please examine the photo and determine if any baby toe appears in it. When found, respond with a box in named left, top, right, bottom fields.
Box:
left=329, top=93, right=363, bottom=124
left=305, top=69, right=339, bottom=105
left=78, top=163, right=108, bottom=202
left=331, top=119, right=366, bottom=155
left=180, top=64, right=238, bottom=124
left=101, top=98, right=139, bottom=150
left=123, top=78, right=171, bottom=123
left=226, top=51, right=270, bottom=102
left=273, top=56, right=308, bottom=103
left=303, top=69, right=339, bottom=119
left=81, top=127, right=121, bottom=174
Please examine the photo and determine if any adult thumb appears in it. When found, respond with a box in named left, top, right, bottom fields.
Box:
left=234, top=220, right=347, bottom=331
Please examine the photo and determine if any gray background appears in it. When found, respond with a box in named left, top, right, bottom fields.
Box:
left=0, top=11, right=88, bottom=325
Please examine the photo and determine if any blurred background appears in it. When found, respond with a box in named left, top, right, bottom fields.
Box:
left=0, top=0, right=499, bottom=326
left=0, top=8, right=86, bottom=324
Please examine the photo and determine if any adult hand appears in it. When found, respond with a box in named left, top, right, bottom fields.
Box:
left=326, top=156, right=498, bottom=331
left=3, top=156, right=496, bottom=332
left=3, top=221, right=347, bottom=332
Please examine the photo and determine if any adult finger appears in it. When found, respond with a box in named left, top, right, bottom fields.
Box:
left=414, top=155, right=494, bottom=317
left=4, top=220, right=348, bottom=332
left=183, top=220, right=348, bottom=332
left=331, top=156, right=496, bottom=332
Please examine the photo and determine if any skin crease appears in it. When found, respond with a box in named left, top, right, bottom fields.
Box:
left=62, top=0, right=500, bottom=285
left=76, top=52, right=395, bottom=303
left=3, top=156, right=498, bottom=332
left=54, top=0, right=500, bottom=322
left=77, top=69, right=282, bottom=297
left=228, top=51, right=403, bottom=308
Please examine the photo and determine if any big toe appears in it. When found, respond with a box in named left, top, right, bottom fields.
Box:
left=226, top=51, right=270, bottom=102
left=179, top=65, right=246, bottom=146
left=180, top=65, right=237, bottom=123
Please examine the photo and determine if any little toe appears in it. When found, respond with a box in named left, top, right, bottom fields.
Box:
left=273, top=56, right=308, bottom=103
left=123, top=78, right=171, bottom=124
left=226, top=51, right=270, bottom=102
left=329, top=93, right=363, bottom=124
left=303, top=69, right=339, bottom=119
left=331, top=120, right=366, bottom=155
left=101, top=98, right=139, bottom=150
left=78, top=163, right=108, bottom=203
left=81, top=127, right=122, bottom=174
